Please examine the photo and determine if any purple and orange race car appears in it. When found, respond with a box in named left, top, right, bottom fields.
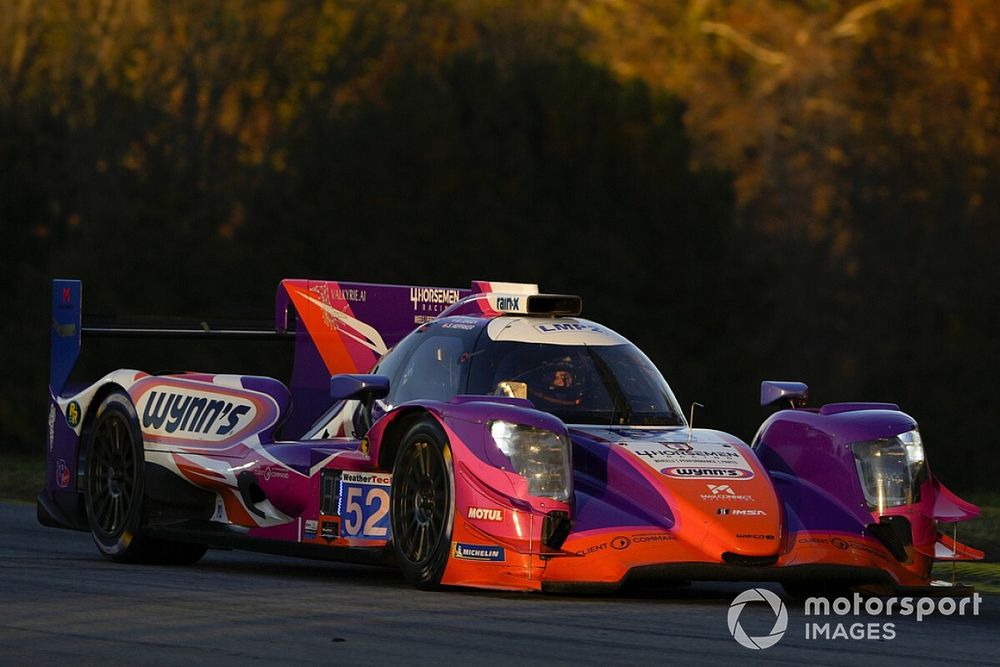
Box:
left=39, top=278, right=983, bottom=593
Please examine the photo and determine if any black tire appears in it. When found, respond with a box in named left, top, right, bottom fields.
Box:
left=390, top=418, right=455, bottom=589
left=84, top=391, right=207, bottom=565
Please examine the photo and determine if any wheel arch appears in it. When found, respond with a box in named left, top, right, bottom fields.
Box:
left=376, top=407, right=443, bottom=471
left=76, top=382, right=134, bottom=487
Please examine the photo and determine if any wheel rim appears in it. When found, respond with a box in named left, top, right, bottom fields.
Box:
left=88, top=412, right=137, bottom=538
left=394, top=440, right=447, bottom=564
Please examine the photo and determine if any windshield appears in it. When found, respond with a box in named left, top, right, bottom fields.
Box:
left=467, top=341, right=685, bottom=426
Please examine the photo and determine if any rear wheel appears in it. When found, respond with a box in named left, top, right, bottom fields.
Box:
left=390, top=419, right=455, bottom=589
left=84, top=391, right=206, bottom=565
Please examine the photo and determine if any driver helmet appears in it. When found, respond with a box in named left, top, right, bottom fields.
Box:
left=528, top=352, right=589, bottom=407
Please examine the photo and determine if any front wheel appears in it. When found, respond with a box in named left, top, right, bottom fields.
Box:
left=390, top=418, right=455, bottom=589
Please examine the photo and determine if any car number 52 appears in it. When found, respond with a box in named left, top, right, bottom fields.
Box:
left=340, top=483, right=391, bottom=540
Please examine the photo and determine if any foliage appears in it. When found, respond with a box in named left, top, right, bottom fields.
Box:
left=1, top=0, right=997, bottom=491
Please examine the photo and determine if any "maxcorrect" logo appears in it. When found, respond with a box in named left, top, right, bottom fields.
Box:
left=728, top=588, right=788, bottom=650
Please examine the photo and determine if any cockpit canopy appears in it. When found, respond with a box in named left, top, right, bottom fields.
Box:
left=373, top=316, right=685, bottom=426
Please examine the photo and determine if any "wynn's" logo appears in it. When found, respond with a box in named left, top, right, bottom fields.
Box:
left=140, top=389, right=255, bottom=439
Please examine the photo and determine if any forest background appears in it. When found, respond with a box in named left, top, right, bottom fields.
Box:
left=1, top=0, right=998, bottom=494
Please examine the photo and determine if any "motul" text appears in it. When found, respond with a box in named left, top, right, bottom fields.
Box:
left=467, top=507, right=503, bottom=521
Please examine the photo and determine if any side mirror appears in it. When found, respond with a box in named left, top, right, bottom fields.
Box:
left=761, top=380, right=809, bottom=408
left=330, top=374, right=390, bottom=402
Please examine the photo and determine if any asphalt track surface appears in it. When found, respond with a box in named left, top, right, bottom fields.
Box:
left=1, top=502, right=997, bottom=665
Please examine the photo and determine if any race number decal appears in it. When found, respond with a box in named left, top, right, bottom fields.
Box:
left=338, top=471, right=392, bottom=540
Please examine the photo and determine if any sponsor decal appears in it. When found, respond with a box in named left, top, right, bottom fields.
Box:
left=441, top=321, right=476, bottom=330
left=339, top=472, right=392, bottom=540
left=48, top=405, right=56, bottom=452
left=662, top=467, right=755, bottom=479
left=303, top=519, right=318, bottom=540
left=410, top=287, right=461, bottom=309
left=496, top=296, right=520, bottom=311
left=359, top=437, right=370, bottom=456
left=575, top=542, right=609, bottom=556
left=53, top=322, right=76, bottom=337
left=633, top=446, right=741, bottom=462
left=611, top=536, right=631, bottom=550
left=736, top=534, right=776, bottom=540
left=321, top=521, right=338, bottom=542
left=623, top=440, right=756, bottom=480
left=327, top=287, right=367, bottom=303
left=700, top=484, right=755, bottom=501
left=840, top=538, right=890, bottom=561
left=255, top=465, right=290, bottom=481
left=467, top=507, right=503, bottom=522
left=56, top=459, right=71, bottom=488
left=62, top=287, right=72, bottom=304
left=796, top=535, right=885, bottom=559
left=212, top=497, right=227, bottom=522
left=138, top=388, right=256, bottom=441
left=453, top=543, right=505, bottom=562
left=534, top=322, right=604, bottom=334
left=796, top=537, right=893, bottom=561
left=66, top=401, right=81, bottom=428
left=576, top=534, right=656, bottom=555
left=341, top=471, right=391, bottom=486
left=717, top=508, right=767, bottom=517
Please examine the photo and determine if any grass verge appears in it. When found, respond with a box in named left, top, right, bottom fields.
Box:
left=0, top=453, right=44, bottom=503
left=932, top=562, right=1000, bottom=595
left=944, top=491, right=1000, bottom=564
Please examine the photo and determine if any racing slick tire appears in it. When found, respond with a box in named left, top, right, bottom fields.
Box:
left=390, top=418, right=456, bottom=589
left=83, top=391, right=207, bottom=565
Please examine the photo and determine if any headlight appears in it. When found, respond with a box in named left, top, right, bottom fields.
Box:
left=851, top=429, right=926, bottom=512
left=490, top=420, right=572, bottom=501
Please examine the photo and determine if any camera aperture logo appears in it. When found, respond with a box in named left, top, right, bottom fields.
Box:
left=727, top=588, right=788, bottom=649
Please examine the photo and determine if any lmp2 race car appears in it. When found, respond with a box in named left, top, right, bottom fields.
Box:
left=40, top=278, right=983, bottom=593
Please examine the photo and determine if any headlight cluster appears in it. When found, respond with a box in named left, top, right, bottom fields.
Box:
left=490, top=420, right=572, bottom=501
left=851, top=429, right=926, bottom=512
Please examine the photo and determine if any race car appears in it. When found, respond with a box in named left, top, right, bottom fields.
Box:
left=39, top=278, right=983, bottom=593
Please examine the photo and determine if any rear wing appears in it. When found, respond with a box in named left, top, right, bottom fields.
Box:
left=51, top=278, right=540, bottom=436
left=49, top=278, right=292, bottom=395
